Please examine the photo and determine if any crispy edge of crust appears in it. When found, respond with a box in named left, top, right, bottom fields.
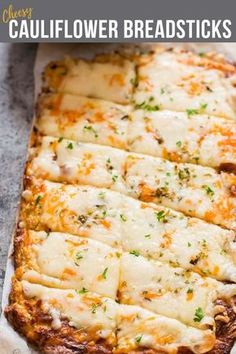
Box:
left=5, top=278, right=114, bottom=354
left=12, top=227, right=236, bottom=354
left=117, top=297, right=236, bottom=354
left=208, top=297, right=236, bottom=354
left=3, top=278, right=204, bottom=354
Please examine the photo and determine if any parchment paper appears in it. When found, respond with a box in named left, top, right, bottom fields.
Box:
left=1, top=42, right=236, bottom=354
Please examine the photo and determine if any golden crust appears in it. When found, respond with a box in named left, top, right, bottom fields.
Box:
left=5, top=286, right=236, bottom=354
left=5, top=279, right=114, bottom=354
left=9, top=226, right=236, bottom=354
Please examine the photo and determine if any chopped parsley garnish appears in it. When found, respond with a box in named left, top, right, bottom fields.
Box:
left=102, top=267, right=108, bottom=279
left=194, top=307, right=204, bottom=322
left=144, top=234, right=151, bottom=238
left=75, top=252, right=83, bottom=260
left=77, top=287, right=88, bottom=294
left=186, top=108, right=199, bottom=116
left=112, top=174, right=118, bottom=182
left=202, top=185, right=214, bottom=197
left=83, top=125, right=98, bottom=138
left=135, top=335, right=143, bottom=344
left=187, top=242, right=192, bottom=247
left=200, top=103, right=208, bottom=110
left=129, top=250, right=140, bottom=257
left=98, top=191, right=106, bottom=200
left=135, top=97, right=160, bottom=112
left=177, top=167, right=190, bottom=181
left=58, top=137, right=63, bottom=142
left=67, top=142, right=74, bottom=149
left=120, top=214, right=127, bottom=222
left=186, top=103, right=208, bottom=117
left=155, top=186, right=170, bottom=199
left=187, top=287, right=193, bottom=294
left=176, top=141, right=182, bottom=148
left=35, top=195, right=41, bottom=205
left=155, top=210, right=168, bottom=223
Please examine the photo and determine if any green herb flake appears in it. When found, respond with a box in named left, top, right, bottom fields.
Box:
left=102, top=267, right=108, bottom=279
left=67, top=142, right=74, bottom=150
left=58, top=137, right=64, bottom=142
left=129, top=250, right=140, bottom=257
left=194, top=307, right=204, bottom=322
left=135, top=335, right=143, bottom=344
left=178, top=167, right=190, bottom=181
left=186, top=108, right=199, bottom=116
left=120, top=214, right=127, bottom=222
left=35, top=195, right=42, bottom=205
left=187, top=287, right=193, bottom=294
left=112, top=174, right=118, bottom=182
left=200, top=103, right=208, bottom=111
left=76, top=252, right=83, bottom=261
left=98, top=191, right=106, bottom=200
left=77, top=287, right=88, bottom=294
left=202, top=185, right=214, bottom=197
left=144, top=234, right=151, bottom=239
left=155, top=210, right=168, bottom=223
left=176, top=141, right=182, bottom=148
left=199, top=52, right=205, bottom=57
left=186, top=103, right=208, bottom=117
left=135, top=98, right=160, bottom=112
left=83, top=125, right=98, bottom=138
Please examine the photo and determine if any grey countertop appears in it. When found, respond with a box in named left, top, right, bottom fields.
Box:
left=0, top=43, right=37, bottom=307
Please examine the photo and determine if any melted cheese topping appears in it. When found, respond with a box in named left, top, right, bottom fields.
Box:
left=129, top=109, right=236, bottom=168
left=37, top=94, right=236, bottom=168
left=20, top=280, right=215, bottom=353
left=116, top=305, right=215, bottom=354
left=36, top=94, right=130, bottom=150
left=10, top=48, right=236, bottom=353
left=44, top=56, right=135, bottom=104
left=19, top=230, right=236, bottom=330
left=120, top=253, right=236, bottom=329
left=21, top=280, right=117, bottom=343
left=21, top=180, right=236, bottom=282
left=21, top=231, right=120, bottom=299
left=28, top=137, right=236, bottom=230
left=29, top=137, right=126, bottom=192
left=134, top=50, right=236, bottom=120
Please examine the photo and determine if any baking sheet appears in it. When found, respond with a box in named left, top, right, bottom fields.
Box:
left=1, top=42, right=236, bottom=354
